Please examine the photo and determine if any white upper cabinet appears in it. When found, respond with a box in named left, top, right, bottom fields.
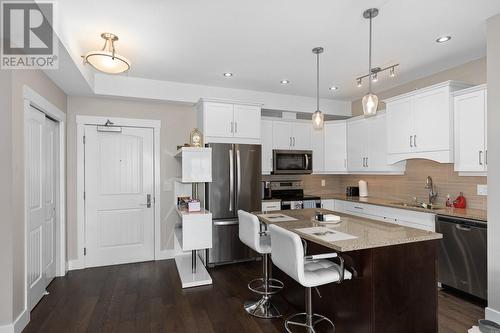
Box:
left=453, top=85, right=487, bottom=174
left=261, top=119, right=274, bottom=174
left=323, top=121, right=347, bottom=173
left=272, top=121, right=311, bottom=150
left=347, top=112, right=406, bottom=174
left=385, top=81, right=472, bottom=163
left=197, top=99, right=261, bottom=144
left=311, top=127, right=325, bottom=173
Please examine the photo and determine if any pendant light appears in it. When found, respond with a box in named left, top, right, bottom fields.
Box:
left=84, top=33, right=131, bottom=74
left=312, top=47, right=324, bottom=130
left=362, top=8, right=379, bottom=117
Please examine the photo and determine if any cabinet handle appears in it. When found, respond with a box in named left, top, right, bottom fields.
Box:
left=230, top=122, right=234, bottom=133
left=293, top=137, right=296, bottom=147
left=366, top=157, right=368, bottom=168
left=235, top=122, right=238, bottom=133
left=486, top=150, right=488, bottom=165
left=479, top=151, right=483, bottom=165
left=354, top=206, right=364, bottom=210
left=410, top=135, right=413, bottom=148
left=290, top=137, right=292, bottom=147
left=414, top=135, right=417, bottom=147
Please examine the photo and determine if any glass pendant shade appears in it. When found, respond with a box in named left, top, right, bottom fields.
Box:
left=312, top=110, right=324, bottom=129
left=362, top=92, right=379, bottom=116
left=84, top=33, right=131, bottom=74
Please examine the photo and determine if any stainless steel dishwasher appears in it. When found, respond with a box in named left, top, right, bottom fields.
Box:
left=435, top=215, right=487, bottom=299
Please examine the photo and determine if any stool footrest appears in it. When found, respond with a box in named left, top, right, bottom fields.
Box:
left=285, top=312, right=335, bottom=333
left=248, top=278, right=284, bottom=295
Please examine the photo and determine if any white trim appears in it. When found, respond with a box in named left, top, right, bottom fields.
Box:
left=0, top=309, right=29, bottom=333
left=197, top=97, right=263, bottom=107
left=486, top=307, right=500, bottom=324
left=75, top=116, right=162, bottom=269
left=452, top=83, right=487, bottom=97
left=383, top=81, right=473, bottom=103
left=76, top=115, right=161, bottom=128
left=22, top=86, right=66, bottom=328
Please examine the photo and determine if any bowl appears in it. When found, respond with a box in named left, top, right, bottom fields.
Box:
left=478, top=319, right=500, bottom=333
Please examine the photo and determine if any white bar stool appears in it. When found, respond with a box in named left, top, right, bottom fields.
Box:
left=238, top=210, right=284, bottom=318
left=269, top=224, right=352, bottom=332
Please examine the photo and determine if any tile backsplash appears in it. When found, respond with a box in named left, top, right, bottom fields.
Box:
left=263, top=159, right=487, bottom=210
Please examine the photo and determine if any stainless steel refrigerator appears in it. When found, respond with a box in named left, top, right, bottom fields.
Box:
left=203, top=143, right=261, bottom=266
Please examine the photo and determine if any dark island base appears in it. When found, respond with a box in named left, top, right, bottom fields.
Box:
left=273, top=240, right=438, bottom=333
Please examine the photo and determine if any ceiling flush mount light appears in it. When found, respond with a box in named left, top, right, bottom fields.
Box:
left=83, top=33, right=131, bottom=74
left=356, top=9, right=399, bottom=102
left=312, top=47, right=325, bottom=130
left=329, top=86, right=338, bottom=91
left=281, top=79, right=290, bottom=85
left=223, top=72, right=233, bottom=77
left=436, top=36, right=452, bottom=43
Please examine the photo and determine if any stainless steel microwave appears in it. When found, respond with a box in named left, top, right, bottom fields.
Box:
left=272, top=150, right=313, bottom=174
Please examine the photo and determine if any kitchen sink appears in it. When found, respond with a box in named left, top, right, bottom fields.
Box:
left=390, top=202, right=443, bottom=210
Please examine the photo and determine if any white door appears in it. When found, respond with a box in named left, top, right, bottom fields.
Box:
left=311, top=127, right=324, bottom=172
left=272, top=121, right=292, bottom=150
left=413, top=87, right=450, bottom=152
left=347, top=119, right=367, bottom=172
left=233, top=105, right=261, bottom=139
left=261, top=120, right=273, bottom=174
left=84, top=126, right=154, bottom=268
left=26, top=107, right=58, bottom=310
left=454, top=90, right=486, bottom=172
left=324, top=122, right=347, bottom=172
left=386, top=98, right=414, bottom=154
left=291, top=123, right=311, bottom=150
left=204, top=102, right=234, bottom=138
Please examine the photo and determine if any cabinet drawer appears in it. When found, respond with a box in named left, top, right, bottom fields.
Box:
left=262, top=201, right=281, bottom=212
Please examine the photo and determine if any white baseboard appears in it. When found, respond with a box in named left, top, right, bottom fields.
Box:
left=67, top=259, right=85, bottom=271
left=156, top=249, right=175, bottom=260
left=486, top=307, right=500, bottom=324
left=0, top=309, right=29, bottom=333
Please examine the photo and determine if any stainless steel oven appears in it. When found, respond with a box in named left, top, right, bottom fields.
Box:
left=272, top=150, right=313, bottom=174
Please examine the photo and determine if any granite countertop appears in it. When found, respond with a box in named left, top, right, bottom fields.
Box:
left=316, top=193, right=487, bottom=222
left=255, top=208, right=442, bottom=252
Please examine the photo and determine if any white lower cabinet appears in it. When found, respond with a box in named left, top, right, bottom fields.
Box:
left=262, top=201, right=281, bottom=212
left=332, top=200, right=435, bottom=232
left=321, top=199, right=335, bottom=211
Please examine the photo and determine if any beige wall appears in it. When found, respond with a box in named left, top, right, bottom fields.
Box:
left=486, top=14, right=500, bottom=322
left=0, top=70, right=13, bottom=325
left=351, top=57, right=487, bottom=116
left=301, top=160, right=486, bottom=210
left=66, top=96, right=196, bottom=261
left=9, top=70, right=67, bottom=322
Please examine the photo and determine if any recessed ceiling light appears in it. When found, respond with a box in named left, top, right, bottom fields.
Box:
left=329, top=86, right=338, bottom=91
left=280, top=79, right=290, bottom=85
left=436, top=36, right=452, bottom=43
left=223, top=72, right=233, bottom=77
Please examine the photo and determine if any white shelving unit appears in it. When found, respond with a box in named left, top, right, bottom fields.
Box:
left=174, top=147, right=213, bottom=288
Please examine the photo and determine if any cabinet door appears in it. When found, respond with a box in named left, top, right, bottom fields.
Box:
left=386, top=98, right=414, bottom=154
left=311, top=127, right=324, bottom=173
left=347, top=118, right=368, bottom=172
left=321, top=199, right=335, bottom=211
left=413, top=86, right=451, bottom=152
left=272, top=121, right=292, bottom=150
left=261, top=120, right=274, bottom=174
left=485, top=90, right=488, bottom=172
left=204, top=102, right=234, bottom=138
left=233, top=105, right=261, bottom=139
left=365, top=114, right=387, bottom=171
left=324, top=122, right=347, bottom=172
left=454, top=90, right=486, bottom=172
left=292, top=123, right=312, bottom=150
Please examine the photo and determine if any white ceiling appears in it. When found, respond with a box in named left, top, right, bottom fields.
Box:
left=56, top=0, right=500, bottom=101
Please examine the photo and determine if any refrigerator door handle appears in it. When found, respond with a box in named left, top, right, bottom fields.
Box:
left=213, top=220, right=239, bottom=226
left=305, top=154, right=309, bottom=171
left=229, top=149, right=234, bottom=212
left=236, top=149, right=241, bottom=209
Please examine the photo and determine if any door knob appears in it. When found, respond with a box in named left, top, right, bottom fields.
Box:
left=140, top=194, right=152, bottom=208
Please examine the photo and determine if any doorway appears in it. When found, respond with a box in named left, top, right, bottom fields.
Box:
left=76, top=116, right=162, bottom=269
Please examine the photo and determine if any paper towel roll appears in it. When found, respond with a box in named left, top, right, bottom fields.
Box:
left=359, top=180, right=368, bottom=197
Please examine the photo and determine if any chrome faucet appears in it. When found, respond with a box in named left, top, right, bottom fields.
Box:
left=425, top=176, right=438, bottom=205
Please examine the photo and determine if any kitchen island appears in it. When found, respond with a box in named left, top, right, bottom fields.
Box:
left=256, top=208, right=443, bottom=333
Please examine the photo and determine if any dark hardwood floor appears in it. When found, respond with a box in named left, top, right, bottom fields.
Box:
left=24, top=260, right=484, bottom=333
